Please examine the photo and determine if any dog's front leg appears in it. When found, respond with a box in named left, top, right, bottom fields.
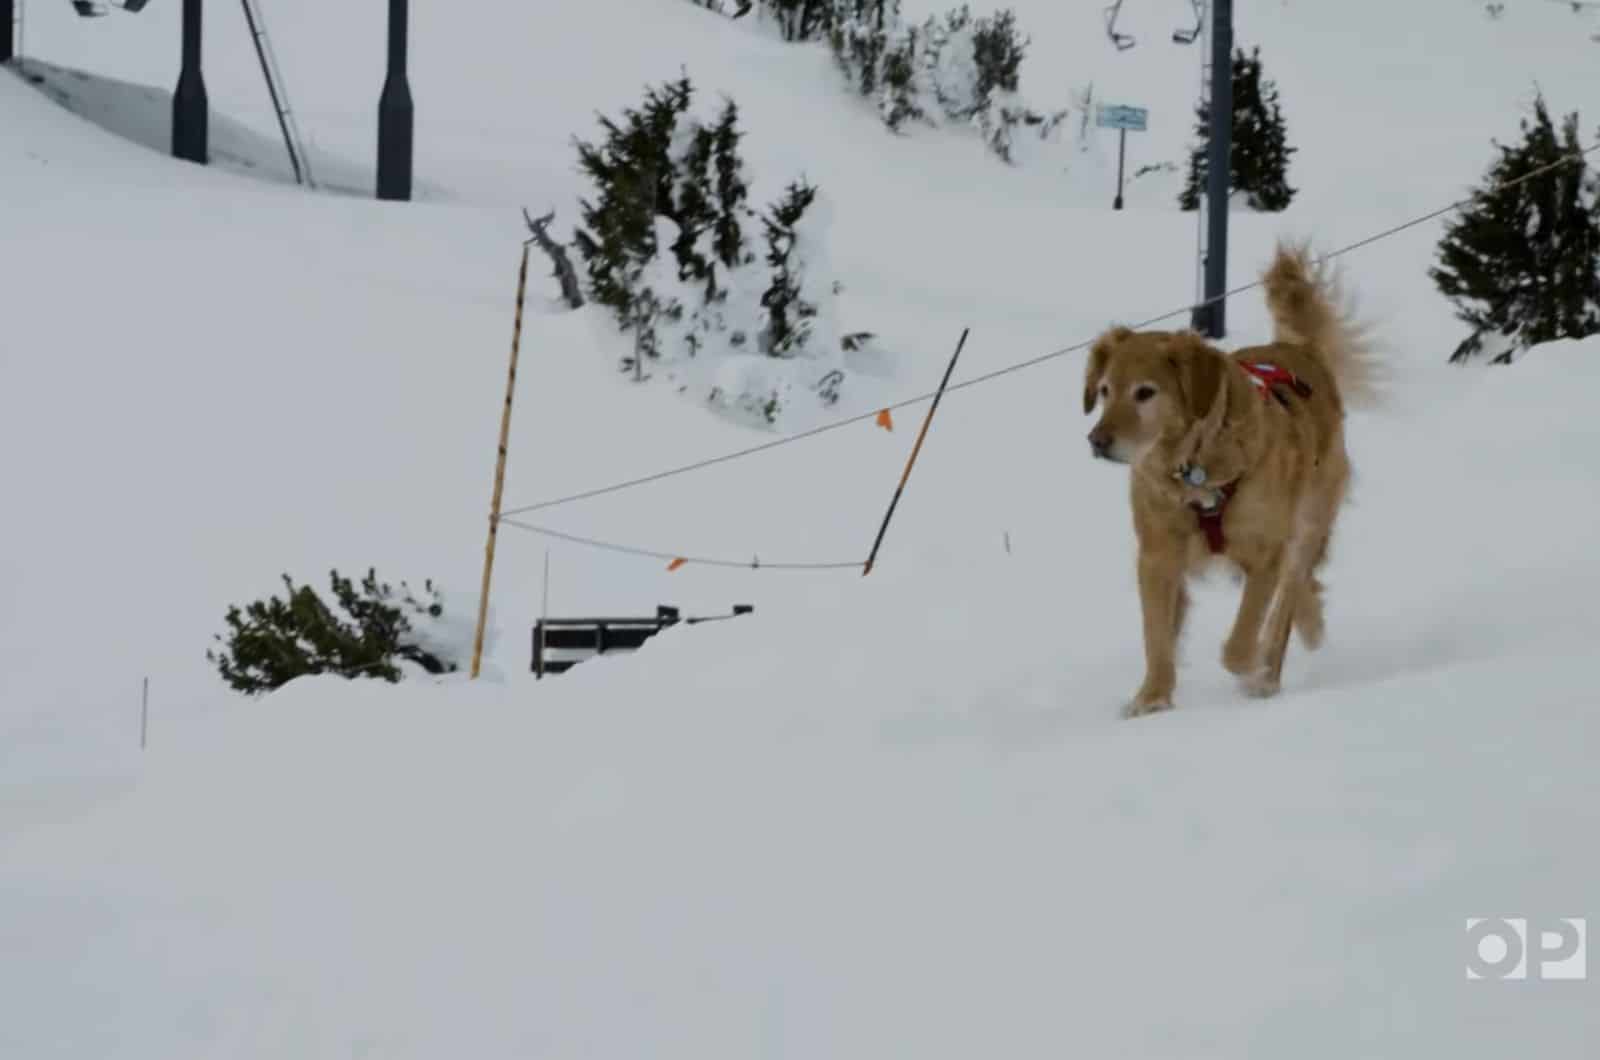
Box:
left=1126, top=545, right=1186, bottom=717
left=1222, top=556, right=1279, bottom=677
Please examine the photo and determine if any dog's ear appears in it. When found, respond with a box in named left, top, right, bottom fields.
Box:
left=1084, top=327, right=1129, bottom=413
left=1166, top=333, right=1226, bottom=424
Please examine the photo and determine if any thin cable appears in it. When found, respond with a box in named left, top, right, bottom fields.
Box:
left=501, top=142, right=1600, bottom=516
left=499, top=517, right=865, bottom=571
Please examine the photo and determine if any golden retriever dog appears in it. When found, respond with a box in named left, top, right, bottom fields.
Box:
left=1083, top=243, right=1379, bottom=717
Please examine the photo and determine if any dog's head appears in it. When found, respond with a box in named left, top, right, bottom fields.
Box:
left=1083, top=327, right=1227, bottom=466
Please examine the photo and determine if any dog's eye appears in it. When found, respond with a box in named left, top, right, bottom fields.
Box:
left=1134, top=385, right=1158, bottom=403
left=1098, top=383, right=1110, bottom=398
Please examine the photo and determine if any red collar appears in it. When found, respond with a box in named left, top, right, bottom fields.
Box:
left=1239, top=361, right=1312, bottom=405
left=1190, top=481, right=1238, bottom=554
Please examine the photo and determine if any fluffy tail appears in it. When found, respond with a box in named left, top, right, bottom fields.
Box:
left=1262, top=241, right=1382, bottom=408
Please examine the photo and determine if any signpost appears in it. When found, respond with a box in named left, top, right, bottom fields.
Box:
left=1095, top=103, right=1148, bottom=211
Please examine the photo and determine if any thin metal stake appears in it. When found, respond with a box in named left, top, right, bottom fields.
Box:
left=1114, top=127, right=1127, bottom=210
left=536, top=548, right=550, bottom=680
left=862, top=327, right=970, bottom=577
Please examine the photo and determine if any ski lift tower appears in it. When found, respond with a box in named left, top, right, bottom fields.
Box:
left=376, top=0, right=413, bottom=201
left=1189, top=0, right=1232, bottom=338
left=1104, top=0, right=1232, bottom=338
left=40, top=0, right=412, bottom=200
left=52, top=0, right=206, bottom=163
left=172, top=0, right=207, bottom=164
left=1, top=0, right=15, bottom=63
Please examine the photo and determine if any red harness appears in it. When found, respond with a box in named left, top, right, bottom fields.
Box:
left=1189, top=482, right=1237, bottom=555
left=1186, top=362, right=1312, bottom=554
left=1239, top=361, right=1313, bottom=405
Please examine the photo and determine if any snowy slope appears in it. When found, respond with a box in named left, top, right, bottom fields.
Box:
left=3, top=338, right=1599, bottom=1055
left=3, top=0, right=1600, bottom=1054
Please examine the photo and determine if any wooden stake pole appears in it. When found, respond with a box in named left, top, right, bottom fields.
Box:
left=471, top=241, right=532, bottom=678
left=862, top=327, right=969, bottom=577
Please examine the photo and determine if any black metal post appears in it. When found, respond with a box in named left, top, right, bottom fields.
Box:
left=171, top=0, right=208, bottom=164
left=1, top=0, right=16, bottom=64
left=376, top=0, right=413, bottom=201
left=1192, top=0, right=1232, bottom=338
left=1114, top=128, right=1127, bottom=210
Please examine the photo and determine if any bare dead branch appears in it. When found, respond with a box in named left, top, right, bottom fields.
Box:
left=523, top=207, right=585, bottom=310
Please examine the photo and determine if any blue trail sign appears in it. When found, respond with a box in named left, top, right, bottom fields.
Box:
left=1095, top=103, right=1148, bottom=209
left=1096, top=103, right=1149, bottom=132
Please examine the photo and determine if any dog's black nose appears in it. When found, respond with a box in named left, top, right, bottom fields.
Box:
left=1088, top=428, right=1113, bottom=459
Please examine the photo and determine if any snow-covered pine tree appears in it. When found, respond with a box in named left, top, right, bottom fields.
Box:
left=207, top=569, right=457, bottom=695
left=570, top=76, right=860, bottom=422
left=970, top=7, right=1025, bottom=102
left=878, top=24, right=926, bottom=130
left=1430, top=96, right=1600, bottom=363
left=1179, top=46, right=1297, bottom=212
left=761, top=180, right=821, bottom=355
left=711, top=100, right=752, bottom=274
left=573, top=76, right=694, bottom=322
left=828, top=0, right=898, bottom=98
left=763, top=0, right=834, bottom=41
left=672, top=120, right=720, bottom=299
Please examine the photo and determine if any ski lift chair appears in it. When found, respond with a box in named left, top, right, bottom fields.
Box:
left=1173, top=0, right=1204, bottom=44
left=71, top=0, right=149, bottom=14
left=1103, top=0, right=1136, bottom=50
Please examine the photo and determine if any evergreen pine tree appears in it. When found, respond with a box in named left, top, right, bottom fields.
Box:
left=1179, top=46, right=1297, bottom=212
left=672, top=122, right=720, bottom=299
left=761, top=180, right=820, bottom=355
left=1430, top=96, right=1600, bottom=363
left=830, top=1, right=892, bottom=98
left=763, top=0, right=834, bottom=41
left=207, top=569, right=455, bottom=695
left=572, top=78, right=838, bottom=377
left=573, top=77, right=694, bottom=321
left=710, top=99, right=752, bottom=273
left=573, top=76, right=697, bottom=367
left=971, top=8, right=1025, bottom=104
left=877, top=26, right=924, bottom=130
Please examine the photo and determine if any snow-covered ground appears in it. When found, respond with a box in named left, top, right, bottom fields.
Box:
left=3, top=0, right=1599, bottom=1055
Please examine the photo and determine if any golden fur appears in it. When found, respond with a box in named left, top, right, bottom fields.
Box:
left=1083, top=242, right=1379, bottom=717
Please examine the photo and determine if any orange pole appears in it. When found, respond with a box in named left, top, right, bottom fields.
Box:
left=862, top=327, right=969, bottom=576
left=471, top=242, right=531, bottom=678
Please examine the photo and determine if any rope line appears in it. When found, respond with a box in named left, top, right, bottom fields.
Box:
left=499, top=517, right=865, bottom=571
left=500, top=142, right=1600, bottom=518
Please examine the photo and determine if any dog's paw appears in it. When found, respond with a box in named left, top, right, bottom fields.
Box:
left=1294, top=592, right=1325, bottom=651
left=1240, top=668, right=1281, bottom=699
left=1221, top=638, right=1257, bottom=677
left=1123, top=690, right=1175, bottom=719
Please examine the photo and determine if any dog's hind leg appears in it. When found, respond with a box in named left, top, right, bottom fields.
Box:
left=1294, top=573, right=1326, bottom=650
left=1292, top=520, right=1335, bottom=650
left=1246, top=574, right=1301, bottom=698
left=1249, top=503, right=1337, bottom=696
